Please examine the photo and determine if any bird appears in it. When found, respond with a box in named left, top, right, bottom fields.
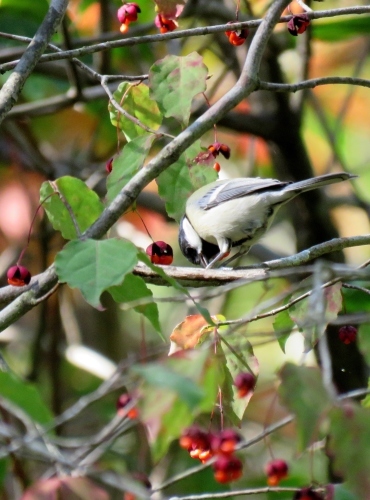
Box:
left=178, top=172, right=356, bottom=268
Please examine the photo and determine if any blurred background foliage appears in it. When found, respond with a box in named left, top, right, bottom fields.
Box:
left=0, top=0, right=369, bottom=497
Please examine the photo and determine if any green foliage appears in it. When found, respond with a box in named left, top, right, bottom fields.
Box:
left=134, top=349, right=221, bottom=460
left=0, top=372, right=53, bottom=425
left=313, top=16, right=370, bottom=41
left=156, top=141, right=218, bottom=222
left=109, top=273, right=162, bottom=336
left=279, top=363, right=332, bottom=451
left=149, top=53, right=208, bottom=126
left=273, top=309, right=295, bottom=353
left=40, top=177, right=104, bottom=239
left=106, top=134, right=157, bottom=203
left=218, top=338, right=258, bottom=424
left=328, top=404, right=370, bottom=498
left=109, top=83, right=162, bottom=141
left=289, top=282, right=342, bottom=350
left=55, top=239, right=138, bottom=308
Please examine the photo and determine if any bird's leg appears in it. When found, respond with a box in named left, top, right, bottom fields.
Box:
left=221, top=245, right=251, bottom=267
left=205, top=239, right=231, bottom=269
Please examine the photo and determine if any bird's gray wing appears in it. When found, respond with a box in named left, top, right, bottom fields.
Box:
left=200, top=178, right=290, bottom=210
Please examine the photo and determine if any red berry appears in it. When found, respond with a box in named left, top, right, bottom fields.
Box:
left=211, top=429, right=242, bottom=455
left=213, top=454, right=243, bottom=483
left=338, top=325, right=357, bottom=345
left=287, top=14, right=310, bottom=36
left=225, top=23, right=248, bottom=46
left=106, top=158, right=113, bottom=173
left=234, top=372, right=256, bottom=397
left=293, top=488, right=324, bottom=500
left=7, top=265, right=31, bottom=287
left=265, top=459, right=289, bottom=486
left=146, top=241, right=173, bottom=265
left=117, top=3, right=141, bottom=24
left=207, top=142, right=231, bottom=159
left=155, top=14, right=178, bottom=33
left=179, top=427, right=213, bottom=463
left=117, top=3, right=141, bottom=33
left=117, top=393, right=139, bottom=419
left=213, top=162, right=221, bottom=173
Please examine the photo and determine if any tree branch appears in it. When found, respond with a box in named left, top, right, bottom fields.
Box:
left=0, top=0, right=68, bottom=124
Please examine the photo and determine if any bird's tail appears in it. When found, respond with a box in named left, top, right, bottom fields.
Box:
left=284, top=172, right=357, bottom=194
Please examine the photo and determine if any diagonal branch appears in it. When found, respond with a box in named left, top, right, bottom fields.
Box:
left=0, top=0, right=68, bottom=124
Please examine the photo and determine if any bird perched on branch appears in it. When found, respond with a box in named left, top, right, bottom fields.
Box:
left=178, top=172, right=356, bottom=268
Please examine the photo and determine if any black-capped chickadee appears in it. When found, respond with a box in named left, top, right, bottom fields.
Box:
left=178, top=173, right=356, bottom=268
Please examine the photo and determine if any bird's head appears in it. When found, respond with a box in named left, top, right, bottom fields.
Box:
left=178, top=216, right=220, bottom=267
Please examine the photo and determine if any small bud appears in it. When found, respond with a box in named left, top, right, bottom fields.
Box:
left=287, top=14, right=310, bottom=36
left=265, top=459, right=289, bottom=486
left=146, top=241, right=173, bottom=265
left=7, top=265, right=31, bottom=287
left=338, top=325, right=357, bottom=345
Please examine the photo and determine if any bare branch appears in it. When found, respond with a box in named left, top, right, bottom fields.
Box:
left=0, top=0, right=68, bottom=123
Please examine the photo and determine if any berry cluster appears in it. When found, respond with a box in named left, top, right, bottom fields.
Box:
left=179, top=427, right=243, bottom=483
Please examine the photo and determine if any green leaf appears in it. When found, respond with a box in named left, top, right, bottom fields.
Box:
left=135, top=349, right=220, bottom=461
left=328, top=404, right=370, bottom=498
left=156, top=141, right=218, bottom=222
left=357, top=324, right=370, bottom=367
left=109, top=273, right=162, bottom=338
left=289, top=282, right=342, bottom=350
left=273, top=309, right=295, bottom=353
left=40, top=177, right=104, bottom=240
left=313, top=16, right=370, bottom=42
left=106, top=134, right=156, bottom=204
left=278, top=363, right=331, bottom=451
left=0, top=371, right=52, bottom=424
left=55, top=239, right=138, bottom=308
left=149, top=53, right=208, bottom=126
left=108, top=83, right=162, bottom=141
left=342, top=286, right=370, bottom=313
left=133, top=363, right=204, bottom=409
left=218, top=339, right=258, bottom=424
left=331, top=484, right=359, bottom=500
left=138, top=251, right=214, bottom=324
